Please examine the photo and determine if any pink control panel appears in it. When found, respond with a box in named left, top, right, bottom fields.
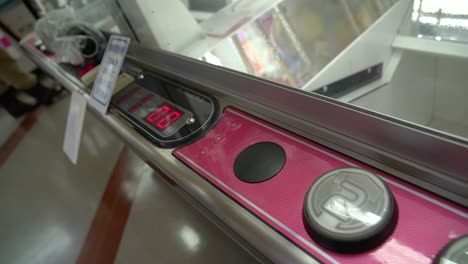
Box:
left=174, top=107, right=468, bottom=264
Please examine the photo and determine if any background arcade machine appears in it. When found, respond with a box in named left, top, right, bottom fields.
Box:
left=21, top=0, right=468, bottom=263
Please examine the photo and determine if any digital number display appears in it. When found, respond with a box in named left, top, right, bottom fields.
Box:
left=145, top=103, right=183, bottom=131
left=113, top=86, right=191, bottom=136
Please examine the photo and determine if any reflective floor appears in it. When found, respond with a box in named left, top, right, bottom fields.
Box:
left=116, top=166, right=261, bottom=264
left=0, top=95, right=261, bottom=264
left=0, top=108, right=22, bottom=145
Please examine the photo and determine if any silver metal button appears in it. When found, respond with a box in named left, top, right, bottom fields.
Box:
left=303, top=167, right=397, bottom=253
left=435, top=235, right=468, bottom=264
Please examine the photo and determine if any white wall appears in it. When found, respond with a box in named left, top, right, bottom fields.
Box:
left=352, top=49, right=468, bottom=140
left=351, top=83, right=393, bottom=116
left=352, top=51, right=437, bottom=126
left=433, top=57, right=468, bottom=127
left=390, top=52, right=437, bottom=125
left=116, top=0, right=201, bottom=52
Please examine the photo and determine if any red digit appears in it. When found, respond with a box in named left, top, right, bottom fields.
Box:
left=157, top=111, right=182, bottom=129
left=146, top=105, right=170, bottom=122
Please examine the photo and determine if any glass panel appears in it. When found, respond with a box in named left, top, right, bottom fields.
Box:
left=65, top=0, right=395, bottom=88
left=38, top=0, right=468, bottom=142
left=357, top=0, right=468, bottom=141
left=37, top=0, right=134, bottom=35
left=407, top=0, right=468, bottom=43
left=37, top=0, right=396, bottom=88
left=217, top=0, right=395, bottom=87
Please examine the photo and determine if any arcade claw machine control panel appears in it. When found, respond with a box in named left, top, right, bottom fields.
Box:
left=108, top=67, right=467, bottom=263
left=23, top=0, right=468, bottom=263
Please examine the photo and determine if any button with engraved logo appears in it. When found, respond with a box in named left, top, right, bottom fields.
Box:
left=303, top=167, right=397, bottom=253
left=434, top=235, right=468, bottom=264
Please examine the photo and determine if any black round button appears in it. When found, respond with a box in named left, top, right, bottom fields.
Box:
left=303, top=167, right=397, bottom=253
left=233, top=142, right=286, bottom=183
left=434, top=235, right=468, bottom=264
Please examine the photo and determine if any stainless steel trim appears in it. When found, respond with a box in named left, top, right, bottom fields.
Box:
left=21, top=43, right=320, bottom=264
left=125, top=44, right=468, bottom=206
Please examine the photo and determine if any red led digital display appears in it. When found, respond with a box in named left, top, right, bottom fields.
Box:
left=145, top=103, right=183, bottom=131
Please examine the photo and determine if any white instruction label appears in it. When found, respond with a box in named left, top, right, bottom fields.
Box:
left=90, top=35, right=130, bottom=114
left=63, top=91, right=87, bottom=164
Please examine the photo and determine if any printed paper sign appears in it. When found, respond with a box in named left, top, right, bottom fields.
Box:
left=90, top=35, right=130, bottom=114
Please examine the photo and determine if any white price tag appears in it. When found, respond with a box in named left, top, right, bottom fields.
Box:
left=90, top=35, right=130, bottom=114
left=63, top=91, right=87, bottom=164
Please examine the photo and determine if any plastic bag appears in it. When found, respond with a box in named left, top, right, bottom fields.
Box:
left=35, top=8, right=106, bottom=65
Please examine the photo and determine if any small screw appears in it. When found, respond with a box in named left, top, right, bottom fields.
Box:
left=137, top=74, right=144, bottom=80
left=187, top=118, right=195, bottom=124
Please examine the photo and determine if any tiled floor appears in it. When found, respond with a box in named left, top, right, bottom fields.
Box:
left=0, top=97, right=123, bottom=264
left=0, top=108, right=22, bottom=145
left=115, top=169, right=261, bottom=264
left=0, top=96, right=261, bottom=264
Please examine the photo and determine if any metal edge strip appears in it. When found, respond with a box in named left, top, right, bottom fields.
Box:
left=125, top=44, right=468, bottom=206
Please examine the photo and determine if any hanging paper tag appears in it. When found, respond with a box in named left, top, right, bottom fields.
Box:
left=63, top=91, right=87, bottom=164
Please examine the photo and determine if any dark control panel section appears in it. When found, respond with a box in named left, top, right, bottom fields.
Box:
left=314, top=63, right=382, bottom=98
left=234, top=142, right=286, bottom=183
left=110, top=73, right=218, bottom=148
